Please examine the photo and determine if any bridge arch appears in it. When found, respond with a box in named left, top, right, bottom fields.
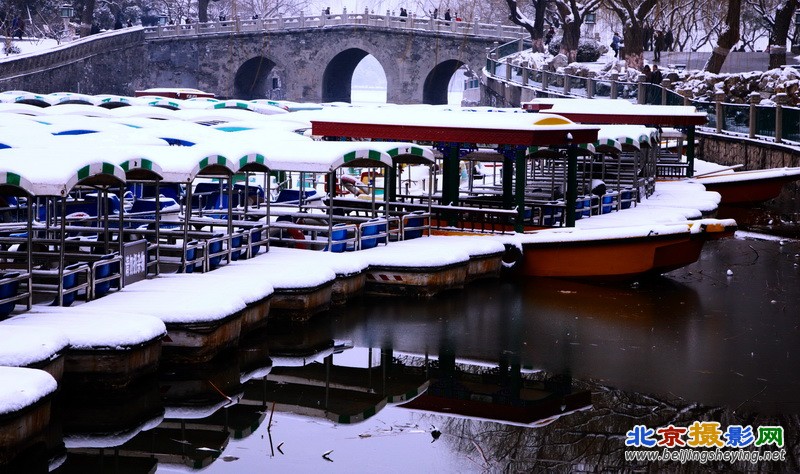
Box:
left=422, top=59, right=465, bottom=105
left=322, top=48, right=389, bottom=103
left=234, top=56, right=277, bottom=99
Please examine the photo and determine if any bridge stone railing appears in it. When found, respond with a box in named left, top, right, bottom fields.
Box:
left=143, top=10, right=525, bottom=40
left=0, top=28, right=144, bottom=81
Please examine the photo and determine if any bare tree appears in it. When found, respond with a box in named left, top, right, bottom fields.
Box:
left=739, top=1, right=772, bottom=51
left=551, top=0, right=601, bottom=61
left=603, top=0, right=660, bottom=70
left=703, top=0, right=741, bottom=73
left=503, top=0, right=549, bottom=52
left=748, top=0, right=799, bottom=67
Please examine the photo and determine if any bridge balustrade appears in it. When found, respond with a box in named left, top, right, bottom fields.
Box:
left=143, top=10, right=525, bottom=40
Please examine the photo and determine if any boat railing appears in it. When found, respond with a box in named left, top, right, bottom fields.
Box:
left=31, top=262, right=91, bottom=307
left=88, top=253, right=123, bottom=300
left=157, top=238, right=206, bottom=273
left=399, top=211, right=431, bottom=240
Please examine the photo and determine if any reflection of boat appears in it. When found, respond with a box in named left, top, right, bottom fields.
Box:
left=397, top=350, right=591, bottom=427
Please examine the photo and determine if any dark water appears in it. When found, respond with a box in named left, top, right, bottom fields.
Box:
left=35, top=233, right=800, bottom=473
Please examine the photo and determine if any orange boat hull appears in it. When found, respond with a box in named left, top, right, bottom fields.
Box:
left=518, top=233, right=696, bottom=279
left=700, top=175, right=800, bottom=204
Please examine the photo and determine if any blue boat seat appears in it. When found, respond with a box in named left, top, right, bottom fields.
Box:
left=0, top=272, right=21, bottom=317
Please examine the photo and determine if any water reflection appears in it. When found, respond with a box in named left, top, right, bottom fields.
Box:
left=36, top=237, right=800, bottom=472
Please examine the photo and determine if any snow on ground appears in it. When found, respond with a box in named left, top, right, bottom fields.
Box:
left=0, top=366, right=57, bottom=416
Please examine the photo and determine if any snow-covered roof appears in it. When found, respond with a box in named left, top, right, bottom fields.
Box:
left=535, top=99, right=707, bottom=126
left=0, top=102, right=48, bottom=115
left=309, top=107, right=600, bottom=146
left=0, top=148, right=127, bottom=195
left=43, top=103, right=116, bottom=118
left=107, top=105, right=178, bottom=120
left=47, top=92, right=97, bottom=105
left=255, top=141, right=395, bottom=172
left=0, top=91, right=51, bottom=107
left=134, top=145, right=238, bottom=183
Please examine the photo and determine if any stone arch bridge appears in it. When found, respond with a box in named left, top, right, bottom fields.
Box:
left=0, top=12, right=524, bottom=104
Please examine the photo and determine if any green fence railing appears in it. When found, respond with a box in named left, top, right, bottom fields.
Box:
left=754, top=106, right=776, bottom=137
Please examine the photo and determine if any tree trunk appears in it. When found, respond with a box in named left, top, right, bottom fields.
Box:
left=769, top=0, right=799, bottom=69
left=560, top=20, right=582, bottom=62
left=623, top=27, right=645, bottom=70
left=704, top=0, right=742, bottom=73
left=504, top=0, right=547, bottom=52
left=198, top=0, right=210, bottom=23
left=79, top=0, right=95, bottom=38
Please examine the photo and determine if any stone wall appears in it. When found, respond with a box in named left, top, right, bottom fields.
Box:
left=698, top=132, right=800, bottom=169
left=0, top=29, right=147, bottom=95
left=143, top=26, right=496, bottom=103
left=1, top=26, right=496, bottom=104
left=698, top=131, right=800, bottom=207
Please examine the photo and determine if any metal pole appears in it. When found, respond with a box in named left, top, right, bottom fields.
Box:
left=514, top=146, right=526, bottom=232
left=686, top=126, right=696, bottom=178
left=565, top=143, right=578, bottom=227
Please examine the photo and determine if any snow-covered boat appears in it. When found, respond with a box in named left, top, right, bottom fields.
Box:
left=309, top=105, right=734, bottom=280
left=690, top=164, right=800, bottom=204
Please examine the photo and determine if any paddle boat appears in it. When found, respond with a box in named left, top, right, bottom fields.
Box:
left=307, top=105, right=734, bottom=280
left=683, top=161, right=800, bottom=205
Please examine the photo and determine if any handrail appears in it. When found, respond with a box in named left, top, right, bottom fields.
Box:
left=143, top=10, right=525, bottom=40
left=483, top=39, right=800, bottom=146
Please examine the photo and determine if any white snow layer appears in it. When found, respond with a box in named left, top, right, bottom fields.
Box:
left=0, top=366, right=57, bottom=416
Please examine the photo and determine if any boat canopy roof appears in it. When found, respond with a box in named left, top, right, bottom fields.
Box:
left=134, top=145, right=238, bottom=183
left=253, top=141, right=395, bottom=173
left=600, top=125, right=659, bottom=149
left=212, top=119, right=311, bottom=133
left=41, top=103, right=116, bottom=118
left=108, top=105, right=178, bottom=120
left=0, top=103, right=48, bottom=115
left=211, top=100, right=289, bottom=116
left=47, top=92, right=97, bottom=106
left=0, top=148, right=127, bottom=196
left=0, top=91, right=52, bottom=107
left=95, top=95, right=143, bottom=108
left=531, top=99, right=707, bottom=126
left=128, top=120, right=229, bottom=146
left=173, top=108, right=278, bottom=124
left=309, top=108, right=599, bottom=146
left=366, top=142, right=436, bottom=165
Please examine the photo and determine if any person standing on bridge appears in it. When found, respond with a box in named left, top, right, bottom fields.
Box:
left=653, top=30, right=664, bottom=62
left=444, top=9, right=451, bottom=23
left=665, top=29, right=674, bottom=52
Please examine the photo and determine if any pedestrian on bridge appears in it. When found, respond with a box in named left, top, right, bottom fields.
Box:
left=653, top=30, right=664, bottom=62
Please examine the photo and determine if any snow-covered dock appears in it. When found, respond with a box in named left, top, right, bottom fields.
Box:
left=0, top=367, right=57, bottom=465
